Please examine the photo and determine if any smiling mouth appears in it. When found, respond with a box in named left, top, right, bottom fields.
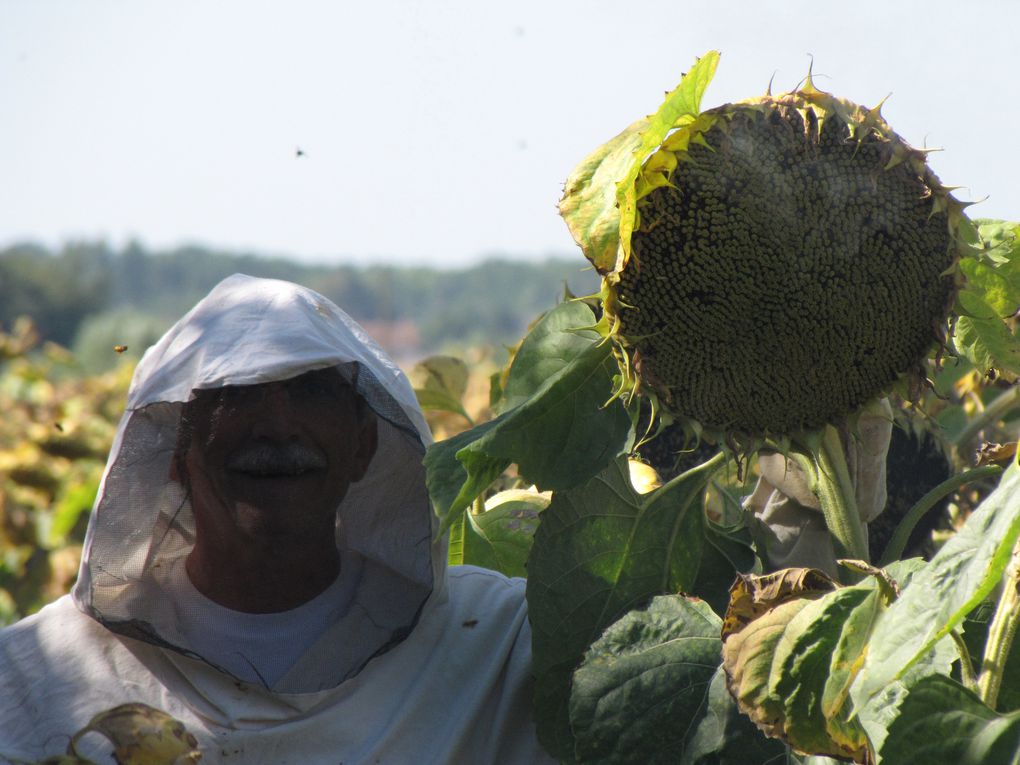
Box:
left=226, top=443, right=327, bottom=478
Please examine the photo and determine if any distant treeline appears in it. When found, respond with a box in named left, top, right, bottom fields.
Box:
left=0, top=241, right=599, bottom=369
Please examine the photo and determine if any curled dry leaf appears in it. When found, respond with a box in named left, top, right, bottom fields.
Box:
left=720, top=568, right=839, bottom=742
left=720, top=567, right=837, bottom=637
left=721, top=568, right=876, bottom=763
left=975, top=440, right=1017, bottom=467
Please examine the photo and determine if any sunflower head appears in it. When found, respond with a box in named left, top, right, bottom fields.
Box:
left=561, top=53, right=971, bottom=441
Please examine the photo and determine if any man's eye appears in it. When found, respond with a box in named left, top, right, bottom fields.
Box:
left=299, top=379, right=338, bottom=398
left=213, top=386, right=260, bottom=407
left=289, top=370, right=349, bottom=400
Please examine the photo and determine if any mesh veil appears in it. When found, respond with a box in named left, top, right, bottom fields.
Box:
left=71, top=274, right=443, bottom=693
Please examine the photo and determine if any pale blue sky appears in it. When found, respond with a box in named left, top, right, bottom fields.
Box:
left=1, top=1, right=1016, bottom=266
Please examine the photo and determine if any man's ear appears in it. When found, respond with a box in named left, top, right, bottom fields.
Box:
left=351, top=412, right=379, bottom=482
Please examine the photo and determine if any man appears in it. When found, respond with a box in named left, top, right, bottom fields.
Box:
left=0, top=275, right=554, bottom=763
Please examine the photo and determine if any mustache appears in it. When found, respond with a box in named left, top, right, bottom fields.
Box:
left=225, top=441, right=327, bottom=476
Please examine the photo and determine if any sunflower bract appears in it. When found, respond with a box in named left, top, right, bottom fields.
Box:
left=607, top=88, right=963, bottom=437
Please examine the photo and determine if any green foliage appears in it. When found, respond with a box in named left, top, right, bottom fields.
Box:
left=447, top=489, right=548, bottom=578
left=963, top=598, right=1020, bottom=713
left=853, top=462, right=1020, bottom=704
left=410, top=355, right=474, bottom=425
left=0, top=327, right=128, bottom=623
left=425, top=301, right=630, bottom=535
left=0, top=243, right=111, bottom=347
left=0, top=241, right=599, bottom=359
left=523, top=46, right=1020, bottom=761
left=526, top=454, right=726, bottom=758
left=559, top=51, right=720, bottom=273
left=497, top=300, right=602, bottom=412
left=415, top=224, right=1020, bottom=764
left=881, top=674, right=1020, bottom=765
left=569, top=595, right=784, bottom=764
left=692, top=518, right=758, bottom=617
left=954, top=220, right=1020, bottom=378
left=713, top=463, right=1020, bottom=763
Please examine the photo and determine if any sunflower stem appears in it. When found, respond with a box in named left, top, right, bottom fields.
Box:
left=952, top=384, right=1020, bottom=452
left=977, top=538, right=1020, bottom=709
left=878, top=463, right=1003, bottom=566
left=812, top=425, right=870, bottom=567
left=657, top=449, right=728, bottom=495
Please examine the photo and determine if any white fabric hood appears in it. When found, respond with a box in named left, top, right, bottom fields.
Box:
left=72, top=273, right=444, bottom=693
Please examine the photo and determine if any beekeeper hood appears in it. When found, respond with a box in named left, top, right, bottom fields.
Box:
left=71, top=274, right=441, bottom=694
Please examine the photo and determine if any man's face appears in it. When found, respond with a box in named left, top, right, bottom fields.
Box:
left=177, top=368, right=378, bottom=544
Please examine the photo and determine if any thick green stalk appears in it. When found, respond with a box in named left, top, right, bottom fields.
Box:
left=952, top=384, right=1020, bottom=451
left=977, top=539, right=1020, bottom=709
left=658, top=449, right=727, bottom=495
left=811, top=426, right=870, bottom=564
left=878, top=464, right=1004, bottom=566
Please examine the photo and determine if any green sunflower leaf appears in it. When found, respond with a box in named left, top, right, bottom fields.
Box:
left=953, top=315, right=1020, bottom=378
left=568, top=594, right=785, bottom=764
left=559, top=51, right=719, bottom=274
left=880, top=674, right=1020, bottom=764
left=527, top=455, right=717, bottom=759
left=691, top=518, right=758, bottom=617
left=500, top=300, right=602, bottom=411
left=964, top=221, right=1020, bottom=313
left=953, top=219, right=1020, bottom=377
left=413, top=387, right=473, bottom=423
left=570, top=595, right=721, bottom=763
left=852, top=462, right=1020, bottom=705
left=424, top=302, right=629, bottom=535
left=456, top=490, right=548, bottom=578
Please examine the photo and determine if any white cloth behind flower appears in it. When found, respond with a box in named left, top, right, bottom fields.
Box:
left=746, top=398, right=893, bottom=576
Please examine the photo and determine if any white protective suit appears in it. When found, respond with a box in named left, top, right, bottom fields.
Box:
left=0, top=275, right=554, bottom=764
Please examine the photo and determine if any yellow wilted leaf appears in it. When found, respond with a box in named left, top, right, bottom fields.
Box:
left=69, top=703, right=201, bottom=764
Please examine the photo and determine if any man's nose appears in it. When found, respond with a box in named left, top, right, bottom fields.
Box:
left=249, top=384, right=301, bottom=439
